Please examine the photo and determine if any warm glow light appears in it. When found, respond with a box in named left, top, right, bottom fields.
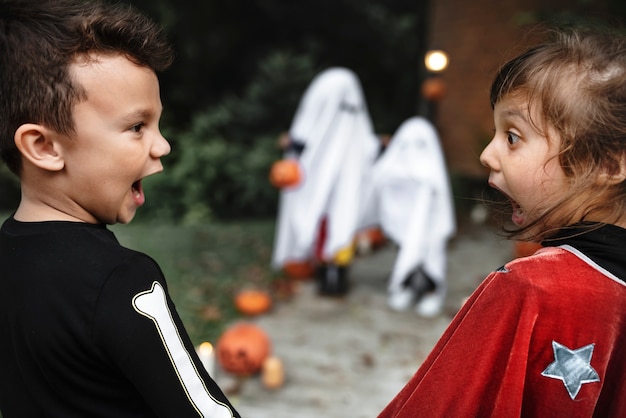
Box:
left=199, top=341, right=213, bottom=355
left=197, top=341, right=215, bottom=376
left=425, top=50, right=449, bottom=72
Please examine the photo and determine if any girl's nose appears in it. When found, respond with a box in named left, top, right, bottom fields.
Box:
left=479, top=138, right=497, bottom=170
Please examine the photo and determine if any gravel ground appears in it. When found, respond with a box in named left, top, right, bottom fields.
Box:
left=214, top=224, right=514, bottom=418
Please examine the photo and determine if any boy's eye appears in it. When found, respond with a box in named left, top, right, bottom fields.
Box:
left=507, top=132, right=520, bottom=145
left=130, top=123, right=145, bottom=133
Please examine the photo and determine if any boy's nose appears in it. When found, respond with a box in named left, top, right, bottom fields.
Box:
left=152, top=133, right=171, bottom=158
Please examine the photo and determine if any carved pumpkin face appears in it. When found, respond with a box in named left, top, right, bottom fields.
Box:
left=269, top=159, right=302, bottom=188
left=216, top=322, right=271, bottom=376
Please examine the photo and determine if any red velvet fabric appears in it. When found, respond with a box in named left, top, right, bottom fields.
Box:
left=378, top=247, right=626, bottom=417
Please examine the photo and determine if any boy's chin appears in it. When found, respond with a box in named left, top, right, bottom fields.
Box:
left=112, top=210, right=138, bottom=225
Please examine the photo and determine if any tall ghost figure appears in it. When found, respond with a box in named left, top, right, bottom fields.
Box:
left=359, top=116, right=456, bottom=316
left=271, top=68, right=379, bottom=294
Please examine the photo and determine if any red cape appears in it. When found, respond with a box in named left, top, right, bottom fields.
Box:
left=379, top=246, right=626, bottom=417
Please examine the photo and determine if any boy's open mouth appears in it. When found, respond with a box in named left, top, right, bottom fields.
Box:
left=131, top=179, right=145, bottom=205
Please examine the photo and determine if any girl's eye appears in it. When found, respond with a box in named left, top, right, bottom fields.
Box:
left=506, top=131, right=520, bottom=145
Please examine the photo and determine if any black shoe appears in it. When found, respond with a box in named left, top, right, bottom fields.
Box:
left=316, top=263, right=349, bottom=296
left=410, top=268, right=437, bottom=300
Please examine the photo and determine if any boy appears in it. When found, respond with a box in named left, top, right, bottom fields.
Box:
left=0, top=1, right=240, bottom=416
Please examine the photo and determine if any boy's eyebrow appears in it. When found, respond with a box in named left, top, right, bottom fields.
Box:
left=122, top=107, right=162, bottom=122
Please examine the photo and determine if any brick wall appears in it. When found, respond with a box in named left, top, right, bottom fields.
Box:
left=427, top=0, right=611, bottom=178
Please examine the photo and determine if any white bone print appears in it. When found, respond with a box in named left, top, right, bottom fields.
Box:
left=133, top=281, right=233, bottom=418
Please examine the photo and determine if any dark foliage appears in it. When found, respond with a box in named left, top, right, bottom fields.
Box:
left=122, top=0, right=427, bottom=222
left=124, top=0, right=426, bottom=134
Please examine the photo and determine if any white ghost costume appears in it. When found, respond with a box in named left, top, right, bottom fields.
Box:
left=271, top=68, right=379, bottom=269
left=359, top=117, right=455, bottom=313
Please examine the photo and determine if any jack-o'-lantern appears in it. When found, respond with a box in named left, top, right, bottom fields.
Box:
left=234, top=289, right=272, bottom=316
left=283, top=260, right=315, bottom=279
left=216, top=322, right=271, bottom=376
left=269, top=159, right=302, bottom=188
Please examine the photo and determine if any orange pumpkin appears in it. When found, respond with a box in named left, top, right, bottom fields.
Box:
left=514, top=241, right=543, bottom=258
left=269, top=159, right=302, bottom=188
left=217, top=322, right=271, bottom=376
left=421, top=76, right=447, bottom=102
left=283, top=260, right=315, bottom=279
left=367, top=227, right=386, bottom=248
left=234, top=289, right=272, bottom=316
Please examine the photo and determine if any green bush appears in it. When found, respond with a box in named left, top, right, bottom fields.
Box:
left=139, top=51, right=318, bottom=223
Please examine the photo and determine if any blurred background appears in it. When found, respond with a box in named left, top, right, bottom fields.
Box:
left=2, top=0, right=626, bottom=222
left=2, top=0, right=626, bottom=346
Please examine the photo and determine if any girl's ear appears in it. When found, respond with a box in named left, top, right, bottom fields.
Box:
left=598, top=152, right=626, bottom=185
left=14, top=123, right=65, bottom=172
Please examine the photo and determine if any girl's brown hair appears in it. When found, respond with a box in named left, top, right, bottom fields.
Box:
left=490, top=26, right=626, bottom=241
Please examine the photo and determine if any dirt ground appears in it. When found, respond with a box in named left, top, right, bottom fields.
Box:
left=214, top=223, right=514, bottom=418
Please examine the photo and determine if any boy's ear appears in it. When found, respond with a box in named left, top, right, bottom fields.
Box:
left=14, top=123, right=65, bottom=172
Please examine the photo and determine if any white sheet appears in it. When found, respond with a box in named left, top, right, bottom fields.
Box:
left=358, top=117, right=456, bottom=293
left=271, top=68, right=379, bottom=268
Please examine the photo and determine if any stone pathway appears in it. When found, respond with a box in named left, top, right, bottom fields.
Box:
left=215, top=224, right=514, bottom=418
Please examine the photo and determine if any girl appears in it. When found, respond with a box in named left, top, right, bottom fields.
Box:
left=379, top=26, right=626, bottom=417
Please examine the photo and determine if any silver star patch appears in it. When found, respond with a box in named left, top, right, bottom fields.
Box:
left=541, top=340, right=600, bottom=399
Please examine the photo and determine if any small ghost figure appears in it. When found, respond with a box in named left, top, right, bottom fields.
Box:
left=270, top=67, right=379, bottom=295
left=359, top=117, right=456, bottom=316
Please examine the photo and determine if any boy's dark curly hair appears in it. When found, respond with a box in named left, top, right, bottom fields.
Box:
left=0, top=0, right=174, bottom=174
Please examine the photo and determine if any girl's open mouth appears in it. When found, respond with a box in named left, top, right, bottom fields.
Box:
left=489, top=182, right=525, bottom=226
left=511, top=199, right=524, bottom=226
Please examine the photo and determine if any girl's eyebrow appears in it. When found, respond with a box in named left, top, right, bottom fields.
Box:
left=500, top=106, right=533, bottom=126
left=503, top=108, right=525, bottom=119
